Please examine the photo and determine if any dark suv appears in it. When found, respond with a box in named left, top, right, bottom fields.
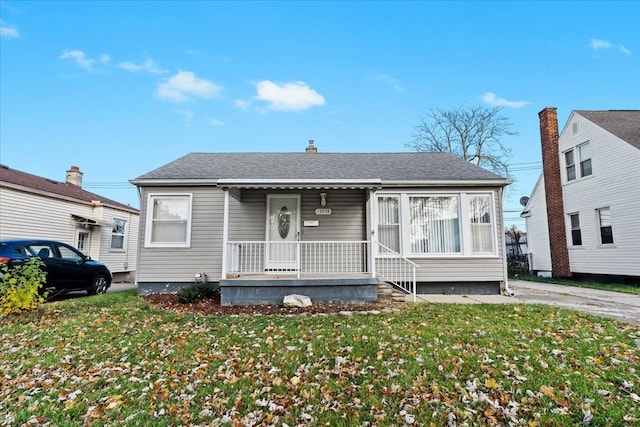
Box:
left=0, top=239, right=112, bottom=296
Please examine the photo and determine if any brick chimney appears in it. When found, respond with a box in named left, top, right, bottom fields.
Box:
left=65, top=165, right=83, bottom=187
left=539, top=107, right=571, bottom=277
left=305, top=139, right=317, bottom=153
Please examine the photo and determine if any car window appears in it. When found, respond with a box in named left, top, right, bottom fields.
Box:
left=26, top=243, right=55, bottom=258
left=57, top=244, right=84, bottom=261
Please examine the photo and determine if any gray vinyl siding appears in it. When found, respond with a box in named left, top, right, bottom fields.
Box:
left=0, top=186, right=138, bottom=274
left=136, top=185, right=506, bottom=284
left=136, top=186, right=224, bottom=282
left=228, top=189, right=367, bottom=242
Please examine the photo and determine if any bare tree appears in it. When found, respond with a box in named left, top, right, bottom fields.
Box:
left=505, top=224, right=523, bottom=255
left=407, top=105, right=517, bottom=177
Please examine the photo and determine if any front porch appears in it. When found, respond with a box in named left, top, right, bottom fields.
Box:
left=221, top=240, right=417, bottom=305
left=220, top=275, right=379, bottom=305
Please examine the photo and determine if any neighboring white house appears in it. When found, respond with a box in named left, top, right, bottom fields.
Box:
left=522, top=109, right=640, bottom=283
left=131, top=142, right=511, bottom=304
left=0, top=164, right=139, bottom=281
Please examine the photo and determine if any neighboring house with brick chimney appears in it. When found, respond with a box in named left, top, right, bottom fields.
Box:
left=0, top=165, right=139, bottom=281
left=522, top=108, right=640, bottom=284
left=131, top=141, right=511, bottom=304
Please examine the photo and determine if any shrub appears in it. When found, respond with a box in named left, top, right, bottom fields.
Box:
left=177, top=283, right=217, bottom=304
left=507, top=253, right=529, bottom=277
left=0, top=258, right=48, bottom=315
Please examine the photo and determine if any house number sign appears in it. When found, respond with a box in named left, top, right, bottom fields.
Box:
left=315, top=208, right=332, bottom=215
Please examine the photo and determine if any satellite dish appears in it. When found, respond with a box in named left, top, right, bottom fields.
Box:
left=519, top=196, right=530, bottom=206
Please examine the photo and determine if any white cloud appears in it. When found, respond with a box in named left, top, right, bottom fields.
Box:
left=118, top=58, right=167, bottom=74
left=59, top=49, right=110, bottom=70
left=234, top=99, right=251, bottom=111
left=254, top=80, right=326, bottom=111
left=157, top=70, right=223, bottom=103
left=590, top=38, right=631, bottom=55
left=209, top=117, right=224, bottom=126
left=0, top=21, right=19, bottom=38
left=481, top=92, right=528, bottom=108
left=368, top=73, right=405, bottom=92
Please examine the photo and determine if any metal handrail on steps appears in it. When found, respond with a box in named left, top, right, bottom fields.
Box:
left=374, top=242, right=418, bottom=302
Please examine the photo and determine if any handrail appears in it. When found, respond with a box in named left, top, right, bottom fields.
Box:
left=374, top=242, right=418, bottom=301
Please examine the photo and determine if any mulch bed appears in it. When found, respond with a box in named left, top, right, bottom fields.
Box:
left=142, top=293, right=401, bottom=316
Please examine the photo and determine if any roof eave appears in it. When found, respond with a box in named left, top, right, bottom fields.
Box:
left=130, top=179, right=219, bottom=186
left=382, top=179, right=511, bottom=187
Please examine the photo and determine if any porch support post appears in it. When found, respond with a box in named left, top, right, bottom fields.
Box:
left=221, top=188, right=229, bottom=279
left=368, top=188, right=377, bottom=278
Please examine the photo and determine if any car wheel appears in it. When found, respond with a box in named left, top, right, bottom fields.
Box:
left=88, top=274, right=108, bottom=295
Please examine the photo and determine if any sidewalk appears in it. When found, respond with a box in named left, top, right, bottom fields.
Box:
left=407, top=294, right=520, bottom=304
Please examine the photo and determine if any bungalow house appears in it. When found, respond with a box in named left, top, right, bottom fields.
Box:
left=521, top=108, right=640, bottom=283
left=0, top=165, right=139, bottom=281
left=131, top=142, right=511, bottom=304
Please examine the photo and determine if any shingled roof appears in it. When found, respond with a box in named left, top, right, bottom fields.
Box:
left=0, top=164, right=137, bottom=212
left=133, top=152, right=508, bottom=184
left=575, top=110, right=640, bottom=150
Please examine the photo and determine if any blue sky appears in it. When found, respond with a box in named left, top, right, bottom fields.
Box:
left=1, top=1, right=638, bottom=230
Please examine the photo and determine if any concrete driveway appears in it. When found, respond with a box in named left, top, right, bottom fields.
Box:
left=108, top=282, right=137, bottom=293
left=508, top=279, right=640, bottom=326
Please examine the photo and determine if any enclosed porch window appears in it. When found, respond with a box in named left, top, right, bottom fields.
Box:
left=376, top=192, right=497, bottom=257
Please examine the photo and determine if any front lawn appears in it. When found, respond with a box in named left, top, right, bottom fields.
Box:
left=1, top=291, right=639, bottom=426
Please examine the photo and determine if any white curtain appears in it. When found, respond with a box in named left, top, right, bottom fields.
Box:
left=469, top=195, right=493, bottom=253
left=151, top=197, right=189, bottom=243
left=377, top=196, right=400, bottom=253
left=410, top=196, right=460, bottom=253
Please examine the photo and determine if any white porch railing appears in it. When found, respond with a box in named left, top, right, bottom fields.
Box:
left=226, top=241, right=371, bottom=277
left=374, top=242, right=418, bottom=301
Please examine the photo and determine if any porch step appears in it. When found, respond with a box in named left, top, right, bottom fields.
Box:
left=377, top=282, right=408, bottom=303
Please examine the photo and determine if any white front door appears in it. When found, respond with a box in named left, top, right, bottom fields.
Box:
left=75, top=229, right=91, bottom=256
left=266, top=195, right=300, bottom=271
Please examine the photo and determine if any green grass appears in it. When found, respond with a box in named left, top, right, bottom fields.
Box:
left=513, top=273, right=640, bottom=295
left=1, top=290, right=639, bottom=426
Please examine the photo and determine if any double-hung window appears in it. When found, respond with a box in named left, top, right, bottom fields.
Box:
left=469, top=195, right=494, bottom=253
left=569, top=213, right=582, bottom=246
left=111, top=218, right=126, bottom=250
left=578, top=143, right=592, bottom=177
left=409, top=196, right=460, bottom=254
left=565, top=150, right=576, bottom=181
left=597, top=207, right=613, bottom=245
left=146, top=194, right=192, bottom=247
left=565, top=142, right=592, bottom=182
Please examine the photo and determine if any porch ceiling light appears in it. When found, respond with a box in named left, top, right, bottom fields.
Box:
left=320, top=192, right=327, bottom=206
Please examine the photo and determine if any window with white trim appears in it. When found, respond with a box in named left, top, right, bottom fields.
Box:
left=146, top=194, right=192, bottom=247
left=565, top=150, right=576, bottom=181
left=578, top=142, right=592, bottom=177
left=565, top=142, right=592, bottom=182
left=376, top=192, right=497, bottom=257
left=469, top=195, right=494, bottom=253
left=597, top=207, right=613, bottom=245
left=569, top=213, right=582, bottom=246
left=409, top=196, right=460, bottom=254
left=377, top=196, right=400, bottom=253
left=110, top=218, right=126, bottom=250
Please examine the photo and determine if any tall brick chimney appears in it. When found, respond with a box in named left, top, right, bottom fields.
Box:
left=539, top=107, right=571, bottom=277
left=305, top=140, right=317, bottom=153
left=65, top=165, right=83, bottom=187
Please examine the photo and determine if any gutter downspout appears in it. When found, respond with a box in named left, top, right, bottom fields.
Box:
left=500, top=186, right=515, bottom=297
left=221, top=189, right=229, bottom=280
